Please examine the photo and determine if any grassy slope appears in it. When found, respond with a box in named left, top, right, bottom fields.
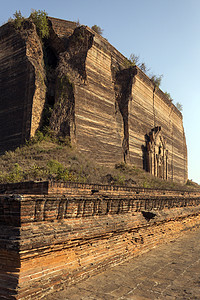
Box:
left=0, top=137, right=199, bottom=191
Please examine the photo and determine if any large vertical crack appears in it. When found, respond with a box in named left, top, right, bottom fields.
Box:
left=112, top=66, right=137, bottom=163
left=38, top=24, right=94, bottom=142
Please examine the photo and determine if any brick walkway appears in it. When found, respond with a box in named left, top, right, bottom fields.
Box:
left=47, top=228, right=200, bottom=299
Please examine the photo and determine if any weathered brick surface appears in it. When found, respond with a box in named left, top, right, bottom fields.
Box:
left=0, top=182, right=200, bottom=299
left=48, top=17, right=77, bottom=39
left=48, top=227, right=200, bottom=299
left=0, top=21, right=46, bottom=153
left=0, top=23, right=34, bottom=153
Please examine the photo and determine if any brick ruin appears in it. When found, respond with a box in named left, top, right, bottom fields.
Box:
left=0, top=17, right=187, bottom=183
left=0, top=16, right=197, bottom=300
left=0, top=181, right=200, bottom=299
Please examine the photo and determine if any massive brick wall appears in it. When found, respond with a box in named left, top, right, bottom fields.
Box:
left=0, top=23, right=34, bottom=153
left=0, top=182, right=200, bottom=299
left=0, top=21, right=46, bottom=153
left=48, top=18, right=188, bottom=182
left=0, top=17, right=187, bottom=183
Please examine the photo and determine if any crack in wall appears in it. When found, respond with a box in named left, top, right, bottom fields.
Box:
left=39, top=24, right=94, bottom=141
left=112, top=66, right=137, bottom=163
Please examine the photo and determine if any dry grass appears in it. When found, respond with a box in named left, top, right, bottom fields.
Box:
left=0, top=137, right=199, bottom=191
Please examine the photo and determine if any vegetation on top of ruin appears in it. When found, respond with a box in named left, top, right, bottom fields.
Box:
left=0, top=135, right=198, bottom=191
left=129, top=53, right=163, bottom=88
left=129, top=53, right=140, bottom=66
left=129, top=54, right=150, bottom=74
left=128, top=53, right=183, bottom=110
left=29, top=9, right=49, bottom=39
left=11, top=10, right=25, bottom=29
left=150, top=74, right=163, bottom=88
left=164, top=91, right=173, bottom=102
left=75, top=19, right=81, bottom=27
left=10, top=9, right=49, bottom=39
left=175, top=102, right=183, bottom=111
left=164, top=93, right=183, bottom=112
left=91, top=25, right=103, bottom=35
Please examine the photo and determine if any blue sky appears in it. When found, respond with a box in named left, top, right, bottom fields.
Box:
left=1, top=0, right=200, bottom=183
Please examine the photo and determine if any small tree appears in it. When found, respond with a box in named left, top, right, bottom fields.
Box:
left=129, top=54, right=149, bottom=73
left=12, top=10, right=24, bottom=29
left=139, top=62, right=149, bottom=73
left=150, top=74, right=163, bottom=88
left=176, top=102, right=183, bottom=111
left=29, top=9, right=49, bottom=39
left=164, top=91, right=173, bottom=102
left=75, top=19, right=80, bottom=27
left=11, top=9, right=49, bottom=39
left=91, top=25, right=103, bottom=35
left=129, top=53, right=140, bottom=66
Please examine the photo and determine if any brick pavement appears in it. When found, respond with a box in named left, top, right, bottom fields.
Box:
left=47, top=227, right=200, bottom=300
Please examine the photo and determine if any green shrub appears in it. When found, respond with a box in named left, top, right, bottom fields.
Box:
left=143, top=180, right=151, bottom=188
left=150, top=74, right=163, bottom=88
left=57, top=136, right=71, bottom=147
left=175, top=102, right=183, bottom=112
left=128, top=54, right=149, bottom=73
left=47, top=160, right=76, bottom=181
left=26, top=131, right=46, bottom=145
left=164, top=91, right=173, bottom=102
left=29, top=9, right=49, bottom=39
left=6, top=163, right=23, bottom=182
left=12, top=10, right=25, bottom=29
left=115, top=174, right=125, bottom=185
left=47, top=160, right=63, bottom=174
left=27, top=164, right=46, bottom=180
left=91, top=25, right=103, bottom=35
left=11, top=9, right=49, bottom=39
left=129, top=53, right=140, bottom=66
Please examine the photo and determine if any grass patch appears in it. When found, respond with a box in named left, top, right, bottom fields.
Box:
left=0, top=140, right=199, bottom=191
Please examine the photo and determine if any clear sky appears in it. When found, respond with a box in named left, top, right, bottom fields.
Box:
left=1, top=0, right=200, bottom=183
